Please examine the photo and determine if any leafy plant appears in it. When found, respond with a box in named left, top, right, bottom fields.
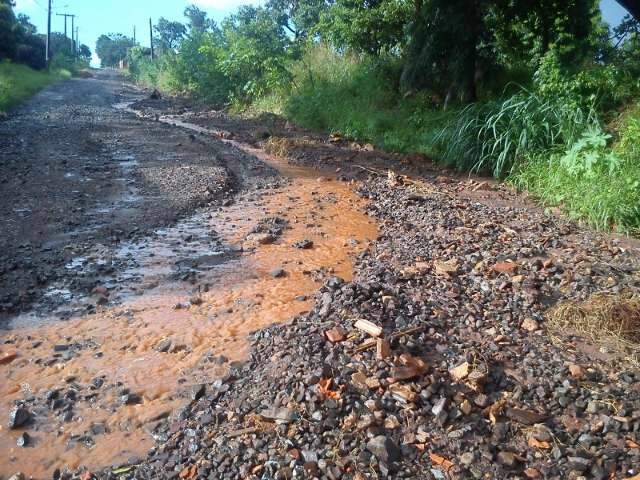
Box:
left=558, top=127, right=621, bottom=177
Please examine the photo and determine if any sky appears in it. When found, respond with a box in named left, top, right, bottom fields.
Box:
left=14, top=0, right=633, bottom=67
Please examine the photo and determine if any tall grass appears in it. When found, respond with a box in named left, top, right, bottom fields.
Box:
left=513, top=104, right=640, bottom=233
left=266, top=47, right=640, bottom=233
left=276, top=45, right=453, bottom=154
left=434, top=88, right=596, bottom=177
left=0, top=61, right=71, bottom=113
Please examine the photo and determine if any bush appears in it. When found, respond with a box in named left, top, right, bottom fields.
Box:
left=277, top=44, right=450, bottom=154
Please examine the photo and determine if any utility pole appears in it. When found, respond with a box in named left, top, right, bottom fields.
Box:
left=149, top=18, right=154, bottom=60
left=76, top=27, right=79, bottom=58
left=56, top=13, right=75, bottom=53
left=46, top=0, right=52, bottom=65
left=71, top=15, right=75, bottom=55
left=133, top=25, right=136, bottom=45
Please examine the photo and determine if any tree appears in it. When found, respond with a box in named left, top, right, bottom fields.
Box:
left=78, top=44, right=92, bottom=62
left=402, top=0, right=488, bottom=103
left=219, top=6, right=292, bottom=99
left=267, top=0, right=327, bottom=40
left=184, top=5, right=215, bottom=33
left=154, top=17, right=186, bottom=52
left=490, top=0, right=600, bottom=67
left=401, top=0, right=601, bottom=104
left=318, top=0, right=411, bottom=54
left=0, top=0, right=18, bottom=60
left=96, top=33, right=135, bottom=67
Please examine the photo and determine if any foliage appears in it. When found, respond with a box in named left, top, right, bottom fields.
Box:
left=0, top=0, right=19, bottom=60
left=0, top=60, right=70, bottom=112
left=129, top=5, right=291, bottom=104
left=534, top=49, right=637, bottom=112
left=318, top=0, right=411, bottom=55
left=401, top=0, right=600, bottom=103
left=273, top=44, right=450, bottom=154
left=154, top=18, right=187, bottom=52
left=490, top=0, right=602, bottom=68
left=96, top=34, right=135, bottom=67
left=433, top=88, right=594, bottom=176
left=267, top=0, right=327, bottom=40
left=512, top=103, right=640, bottom=233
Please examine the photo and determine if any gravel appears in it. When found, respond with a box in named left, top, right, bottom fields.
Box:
left=82, top=174, right=640, bottom=480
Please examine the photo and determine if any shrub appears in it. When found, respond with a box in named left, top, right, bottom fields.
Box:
left=512, top=106, right=640, bottom=233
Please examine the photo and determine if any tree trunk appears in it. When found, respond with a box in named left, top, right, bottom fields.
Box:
left=462, top=0, right=478, bottom=103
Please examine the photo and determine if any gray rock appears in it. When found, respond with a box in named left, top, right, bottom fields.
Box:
left=154, top=338, right=172, bottom=353
left=567, top=456, right=592, bottom=472
left=16, top=432, right=29, bottom=447
left=366, top=435, right=401, bottom=463
left=8, top=407, right=31, bottom=429
left=259, top=407, right=297, bottom=424
left=270, top=268, right=286, bottom=278
left=293, top=239, right=313, bottom=249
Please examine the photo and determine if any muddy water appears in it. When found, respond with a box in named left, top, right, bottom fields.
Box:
left=0, top=115, right=377, bottom=478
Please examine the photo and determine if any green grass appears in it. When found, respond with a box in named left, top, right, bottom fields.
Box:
left=512, top=104, right=640, bottom=233
left=258, top=45, right=455, bottom=157
left=0, top=61, right=71, bottom=113
left=512, top=155, right=640, bottom=233
left=434, top=90, right=595, bottom=177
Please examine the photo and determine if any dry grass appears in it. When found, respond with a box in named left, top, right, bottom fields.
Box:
left=547, top=292, right=640, bottom=362
left=264, top=136, right=318, bottom=159
left=264, top=137, right=295, bottom=158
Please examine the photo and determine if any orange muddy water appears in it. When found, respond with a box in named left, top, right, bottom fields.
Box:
left=0, top=119, right=377, bottom=478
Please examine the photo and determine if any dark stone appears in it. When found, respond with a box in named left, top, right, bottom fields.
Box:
left=16, top=432, right=30, bottom=447
left=9, top=406, right=31, bottom=429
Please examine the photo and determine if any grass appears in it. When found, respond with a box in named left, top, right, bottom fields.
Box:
left=512, top=103, right=640, bottom=233
left=265, top=45, right=455, bottom=157
left=0, top=61, right=71, bottom=113
left=434, top=90, right=595, bottom=177
left=512, top=154, right=640, bottom=233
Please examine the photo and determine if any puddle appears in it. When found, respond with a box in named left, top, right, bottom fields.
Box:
left=0, top=106, right=378, bottom=478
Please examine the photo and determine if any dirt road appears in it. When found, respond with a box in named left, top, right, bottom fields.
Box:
left=2, top=71, right=640, bottom=480
left=0, top=70, right=377, bottom=478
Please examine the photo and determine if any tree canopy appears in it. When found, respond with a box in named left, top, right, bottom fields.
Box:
left=96, top=34, right=135, bottom=67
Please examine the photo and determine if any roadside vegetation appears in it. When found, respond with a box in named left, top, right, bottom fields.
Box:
left=0, top=0, right=92, bottom=113
left=100, top=1, right=640, bottom=234
left=0, top=62, right=71, bottom=112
